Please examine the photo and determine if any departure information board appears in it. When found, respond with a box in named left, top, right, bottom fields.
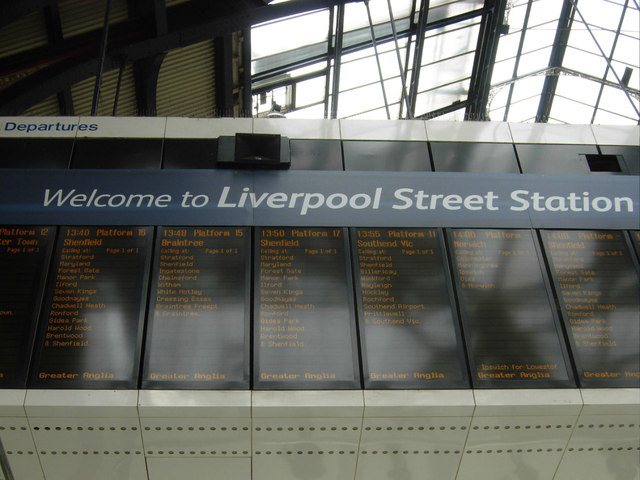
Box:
left=448, top=229, right=574, bottom=388
left=254, top=227, right=360, bottom=389
left=0, top=226, right=55, bottom=388
left=30, top=226, right=153, bottom=389
left=542, top=230, right=640, bottom=387
left=632, top=231, right=640, bottom=260
left=352, top=228, right=468, bottom=389
left=142, top=227, right=250, bottom=389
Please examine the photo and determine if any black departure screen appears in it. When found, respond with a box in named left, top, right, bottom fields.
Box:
left=0, top=226, right=55, bottom=388
left=448, top=229, right=574, bottom=388
left=142, top=227, right=250, bottom=389
left=352, top=228, right=468, bottom=389
left=542, top=230, right=640, bottom=387
left=254, top=227, right=360, bottom=389
left=30, top=226, right=153, bottom=389
left=631, top=231, right=640, bottom=261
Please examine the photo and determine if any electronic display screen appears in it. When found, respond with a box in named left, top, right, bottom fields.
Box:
left=352, top=228, right=468, bottom=389
left=30, top=226, right=153, bottom=389
left=542, top=230, right=640, bottom=387
left=142, top=227, right=250, bottom=389
left=254, top=227, right=360, bottom=389
left=448, top=229, right=575, bottom=388
left=0, top=226, right=55, bottom=388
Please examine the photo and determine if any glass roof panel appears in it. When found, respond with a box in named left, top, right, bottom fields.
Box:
left=505, top=94, right=540, bottom=122
left=549, top=95, right=597, bottom=124
left=554, top=75, right=602, bottom=107
left=622, top=6, right=639, bottom=34
left=521, top=20, right=559, bottom=53
left=296, top=76, right=327, bottom=109
left=492, top=58, right=517, bottom=84
left=513, top=46, right=553, bottom=76
left=426, top=0, right=484, bottom=23
left=598, top=84, right=640, bottom=120
left=421, top=21, right=480, bottom=65
left=568, top=20, right=618, bottom=56
left=417, top=52, right=475, bottom=92
left=593, top=106, right=637, bottom=124
left=504, top=0, right=529, bottom=32
left=249, top=0, right=638, bottom=123
left=495, top=31, right=524, bottom=62
left=527, top=0, right=563, bottom=26
left=252, top=10, right=330, bottom=60
left=415, top=79, right=471, bottom=116
left=343, top=0, right=412, bottom=32
left=563, top=46, right=608, bottom=78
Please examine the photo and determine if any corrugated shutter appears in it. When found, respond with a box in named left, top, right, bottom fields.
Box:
left=156, top=40, right=216, bottom=117
left=23, top=94, right=60, bottom=116
left=71, top=64, right=137, bottom=116
left=59, top=0, right=129, bottom=38
left=0, top=11, right=48, bottom=59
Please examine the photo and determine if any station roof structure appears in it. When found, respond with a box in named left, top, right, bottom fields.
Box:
left=0, top=0, right=638, bottom=125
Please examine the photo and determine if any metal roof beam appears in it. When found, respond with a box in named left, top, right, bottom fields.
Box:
left=408, top=0, right=429, bottom=118
left=214, top=35, right=235, bottom=117
left=43, top=0, right=74, bottom=115
left=535, top=0, right=575, bottom=123
left=131, top=0, right=168, bottom=116
left=465, top=0, right=508, bottom=121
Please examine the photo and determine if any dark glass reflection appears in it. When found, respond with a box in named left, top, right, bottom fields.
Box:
left=542, top=230, right=640, bottom=388
left=254, top=227, right=360, bottom=389
left=353, top=228, right=468, bottom=389
left=449, top=229, right=574, bottom=388
left=142, top=227, right=250, bottom=389
left=30, top=227, right=152, bottom=389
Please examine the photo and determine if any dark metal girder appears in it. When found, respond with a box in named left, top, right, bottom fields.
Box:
left=408, top=0, right=429, bottom=118
left=214, top=35, right=235, bottom=116
left=43, top=0, right=74, bottom=115
left=0, top=0, right=359, bottom=114
left=465, top=0, right=508, bottom=121
left=535, top=0, right=575, bottom=123
left=241, top=28, right=253, bottom=117
left=133, top=53, right=165, bottom=116
left=130, top=0, right=168, bottom=116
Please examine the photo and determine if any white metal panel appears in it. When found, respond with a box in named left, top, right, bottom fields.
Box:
left=509, top=123, right=597, bottom=144
left=340, top=119, right=428, bottom=141
left=24, top=390, right=139, bottom=418
left=364, top=390, right=475, bottom=417
left=141, top=418, right=250, bottom=458
left=590, top=125, right=640, bottom=146
left=138, top=390, right=251, bottom=463
left=0, top=417, right=43, bottom=480
left=147, top=457, right=251, bottom=480
left=425, top=121, right=513, bottom=143
left=164, top=118, right=252, bottom=139
left=472, top=389, right=583, bottom=417
left=356, top=416, right=470, bottom=480
left=37, top=453, right=147, bottom=480
left=138, top=390, right=251, bottom=418
left=252, top=391, right=364, bottom=418
left=457, top=414, right=578, bottom=480
left=252, top=417, right=361, bottom=480
left=254, top=119, right=341, bottom=139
